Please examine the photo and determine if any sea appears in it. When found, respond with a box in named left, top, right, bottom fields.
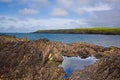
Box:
left=1, top=33, right=120, bottom=48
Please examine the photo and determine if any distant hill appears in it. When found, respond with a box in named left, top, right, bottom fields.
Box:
left=34, top=27, right=120, bottom=35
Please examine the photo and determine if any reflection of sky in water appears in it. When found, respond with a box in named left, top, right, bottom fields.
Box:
left=59, top=56, right=98, bottom=78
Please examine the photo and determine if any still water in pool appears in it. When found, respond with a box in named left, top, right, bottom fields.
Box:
left=59, top=56, right=98, bottom=78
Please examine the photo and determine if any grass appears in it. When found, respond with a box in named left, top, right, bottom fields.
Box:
left=47, top=60, right=61, bottom=66
left=35, top=27, right=120, bottom=35
left=74, top=27, right=120, bottom=34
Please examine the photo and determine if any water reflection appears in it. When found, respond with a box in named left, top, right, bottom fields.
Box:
left=59, top=56, right=98, bottom=78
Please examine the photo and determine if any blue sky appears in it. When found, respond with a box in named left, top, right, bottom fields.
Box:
left=0, top=0, right=120, bottom=32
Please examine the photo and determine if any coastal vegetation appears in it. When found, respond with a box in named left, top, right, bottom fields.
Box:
left=35, top=27, right=120, bottom=35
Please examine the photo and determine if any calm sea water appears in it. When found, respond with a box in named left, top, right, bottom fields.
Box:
left=2, top=33, right=120, bottom=47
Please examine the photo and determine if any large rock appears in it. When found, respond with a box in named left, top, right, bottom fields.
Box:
left=0, top=35, right=65, bottom=80
left=0, top=34, right=120, bottom=80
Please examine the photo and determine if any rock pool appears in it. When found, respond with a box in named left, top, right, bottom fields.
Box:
left=59, top=56, right=98, bottom=78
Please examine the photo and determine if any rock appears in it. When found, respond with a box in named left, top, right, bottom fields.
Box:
left=36, top=38, right=50, bottom=42
left=64, top=42, right=105, bottom=58
left=0, top=35, right=65, bottom=80
left=69, top=55, right=120, bottom=80
left=0, top=34, right=120, bottom=80
left=0, top=34, right=28, bottom=43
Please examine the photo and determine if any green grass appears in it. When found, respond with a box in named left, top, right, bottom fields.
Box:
left=35, top=27, right=120, bottom=35
left=47, top=60, right=61, bottom=66
left=74, top=27, right=120, bottom=34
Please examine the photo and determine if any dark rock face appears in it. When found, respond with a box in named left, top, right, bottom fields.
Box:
left=0, top=34, right=120, bottom=80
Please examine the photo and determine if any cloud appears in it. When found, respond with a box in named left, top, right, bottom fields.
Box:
left=19, top=8, right=39, bottom=15
left=83, top=3, right=112, bottom=12
left=56, top=0, right=112, bottom=16
left=76, top=0, right=93, bottom=6
left=0, top=16, right=86, bottom=32
left=57, top=0, right=74, bottom=9
left=85, top=7, right=120, bottom=27
left=0, top=0, right=12, bottom=3
left=74, top=3, right=111, bottom=16
left=75, top=8, right=86, bottom=15
left=51, top=8, right=68, bottom=17
left=0, top=0, right=120, bottom=33
left=0, top=16, right=6, bottom=20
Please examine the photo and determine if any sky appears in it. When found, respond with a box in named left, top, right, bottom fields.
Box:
left=0, top=0, right=120, bottom=32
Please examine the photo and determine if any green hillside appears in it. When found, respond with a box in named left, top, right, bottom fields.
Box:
left=34, top=27, right=120, bottom=35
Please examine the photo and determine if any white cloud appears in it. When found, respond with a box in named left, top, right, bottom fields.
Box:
left=51, top=8, right=68, bottom=17
left=19, top=8, right=39, bottom=15
left=56, top=0, right=112, bottom=16
left=83, top=4, right=112, bottom=12
left=0, top=0, right=12, bottom=2
left=0, top=16, right=86, bottom=32
left=0, top=0, right=120, bottom=33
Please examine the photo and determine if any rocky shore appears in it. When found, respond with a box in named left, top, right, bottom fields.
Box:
left=0, top=34, right=120, bottom=80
